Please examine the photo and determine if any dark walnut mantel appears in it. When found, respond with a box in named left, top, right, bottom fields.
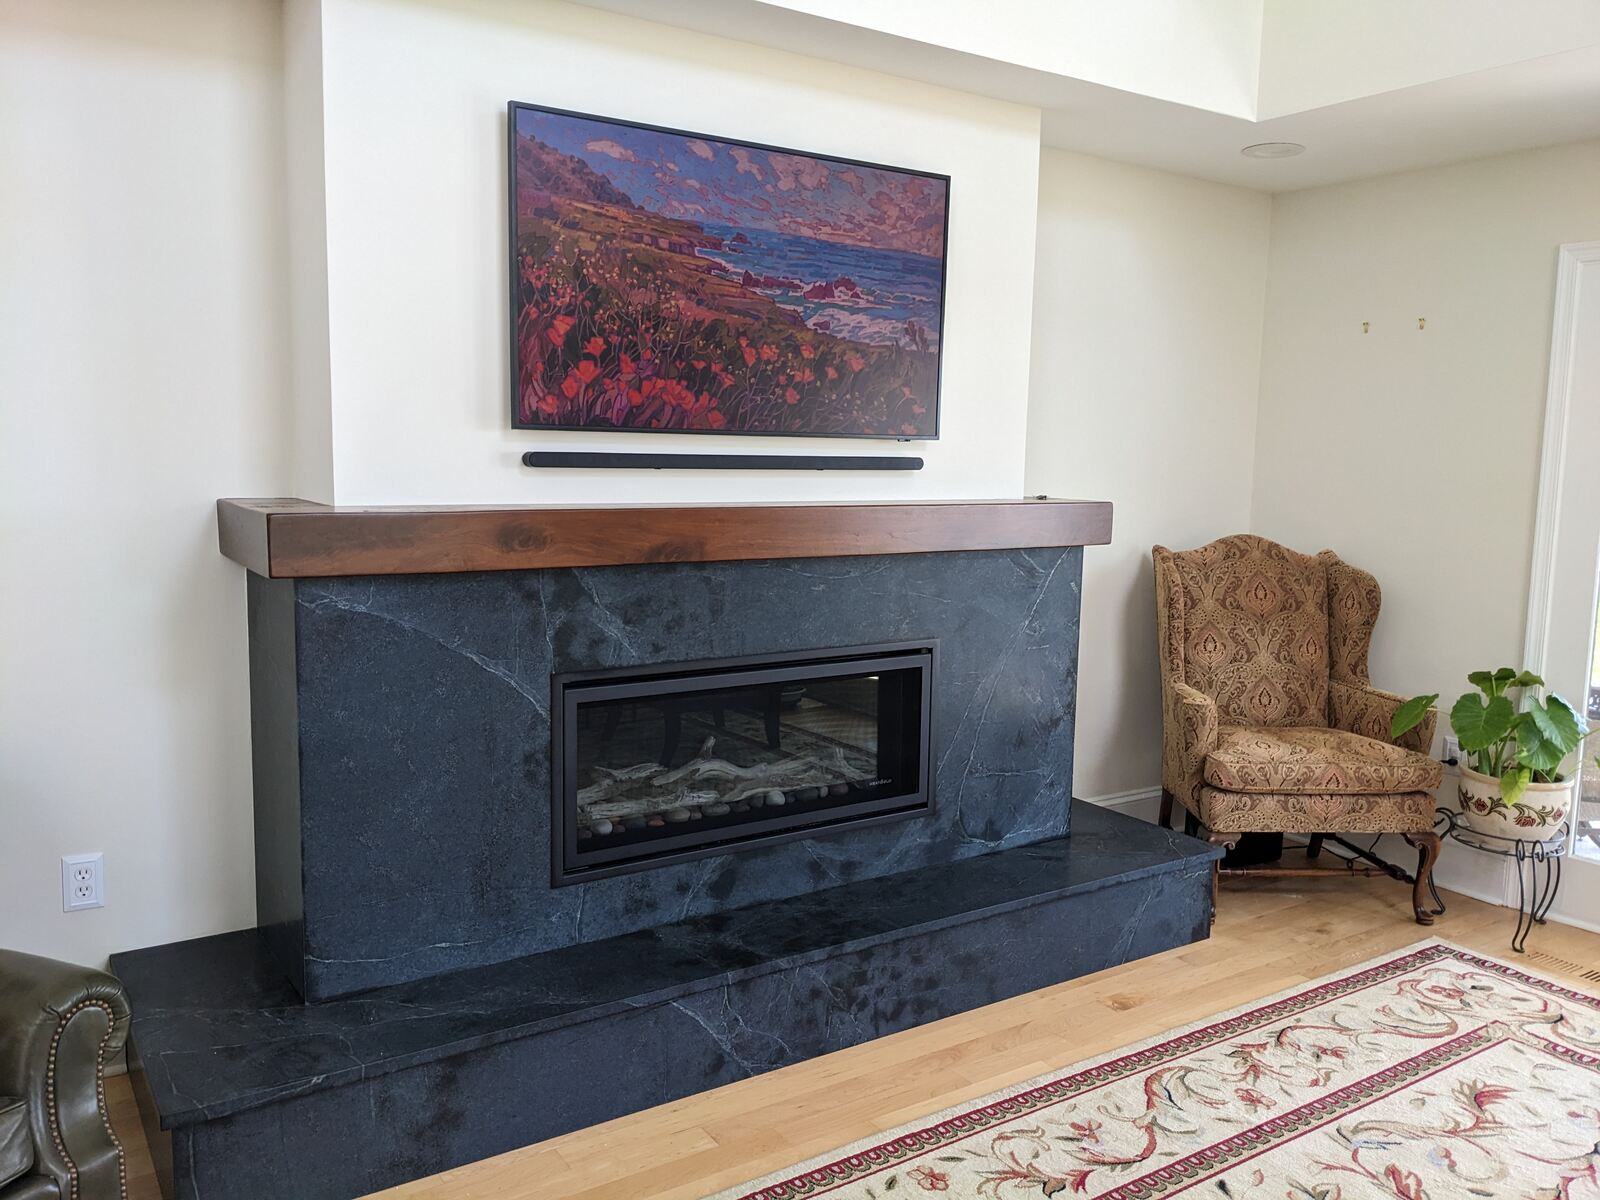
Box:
left=216, top=497, right=1113, bottom=578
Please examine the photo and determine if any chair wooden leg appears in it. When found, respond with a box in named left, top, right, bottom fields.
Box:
left=1402, top=832, right=1442, bottom=926
left=1305, top=834, right=1325, bottom=860
left=1205, top=830, right=1238, bottom=928
left=1158, top=789, right=1174, bottom=829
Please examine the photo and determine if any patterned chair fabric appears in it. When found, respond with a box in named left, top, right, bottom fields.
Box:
left=1198, top=788, right=1437, bottom=835
left=1204, top=727, right=1441, bottom=796
left=1160, top=536, right=1330, bottom=729
left=1154, top=534, right=1441, bottom=835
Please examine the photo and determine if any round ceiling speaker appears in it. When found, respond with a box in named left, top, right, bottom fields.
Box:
left=1240, top=142, right=1306, bottom=159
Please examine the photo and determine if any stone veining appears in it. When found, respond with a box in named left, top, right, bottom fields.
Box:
left=272, top=548, right=1085, bottom=998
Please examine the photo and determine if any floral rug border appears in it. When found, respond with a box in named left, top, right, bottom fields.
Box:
left=709, top=939, right=1600, bottom=1200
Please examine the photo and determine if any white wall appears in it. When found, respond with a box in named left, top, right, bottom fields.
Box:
left=1254, top=140, right=1600, bottom=722
left=311, top=0, right=1042, bottom=505
left=1258, top=0, right=1600, bottom=118
left=749, top=0, right=1262, bottom=118
left=0, top=0, right=290, bottom=965
left=1025, top=149, right=1271, bottom=805
left=284, top=0, right=337, bottom=504
left=1252, top=139, right=1600, bottom=900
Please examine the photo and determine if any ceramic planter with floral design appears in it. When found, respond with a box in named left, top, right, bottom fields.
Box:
left=1455, top=763, right=1572, bottom=841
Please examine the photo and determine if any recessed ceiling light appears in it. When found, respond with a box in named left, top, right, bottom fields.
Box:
left=1241, top=142, right=1305, bottom=159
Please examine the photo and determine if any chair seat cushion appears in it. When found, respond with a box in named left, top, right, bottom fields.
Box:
left=1204, top=726, right=1443, bottom=795
left=1199, top=787, right=1436, bottom=834
left=0, top=1095, right=32, bottom=1189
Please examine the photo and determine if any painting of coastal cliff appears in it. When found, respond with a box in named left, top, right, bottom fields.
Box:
left=508, top=103, right=948, bottom=439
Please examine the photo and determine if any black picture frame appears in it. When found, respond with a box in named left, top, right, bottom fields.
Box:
left=507, top=100, right=950, bottom=442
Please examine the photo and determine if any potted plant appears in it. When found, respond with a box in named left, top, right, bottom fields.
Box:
left=1392, top=669, right=1592, bottom=841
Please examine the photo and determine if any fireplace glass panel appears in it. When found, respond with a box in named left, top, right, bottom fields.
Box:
left=554, top=646, right=933, bottom=883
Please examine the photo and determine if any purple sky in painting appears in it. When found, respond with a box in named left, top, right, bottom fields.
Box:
left=517, top=108, right=947, bottom=259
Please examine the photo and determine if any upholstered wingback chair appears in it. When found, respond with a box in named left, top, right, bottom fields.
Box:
left=1153, top=535, right=1445, bottom=923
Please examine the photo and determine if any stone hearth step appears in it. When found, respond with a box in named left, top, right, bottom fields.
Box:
left=112, top=802, right=1218, bottom=1200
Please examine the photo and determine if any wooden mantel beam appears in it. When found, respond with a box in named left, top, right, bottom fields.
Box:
left=216, top=497, right=1113, bottom=578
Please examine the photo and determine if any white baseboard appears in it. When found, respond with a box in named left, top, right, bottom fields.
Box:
left=1546, top=906, right=1600, bottom=935
left=1080, top=787, right=1163, bottom=823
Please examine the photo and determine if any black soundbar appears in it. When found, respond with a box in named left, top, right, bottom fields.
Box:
left=521, top=451, right=924, bottom=471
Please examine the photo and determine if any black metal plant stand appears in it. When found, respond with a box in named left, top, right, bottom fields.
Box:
left=1434, top=807, right=1567, bottom=953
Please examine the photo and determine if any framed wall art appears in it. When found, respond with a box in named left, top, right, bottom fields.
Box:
left=509, top=102, right=949, bottom=440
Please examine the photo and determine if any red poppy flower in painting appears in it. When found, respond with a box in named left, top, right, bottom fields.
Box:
left=546, top=314, right=575, bottom=347
left=510, top=103, right=946, bottom=438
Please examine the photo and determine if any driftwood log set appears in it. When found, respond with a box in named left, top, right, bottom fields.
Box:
left=577, top=735, right=870, bottom=834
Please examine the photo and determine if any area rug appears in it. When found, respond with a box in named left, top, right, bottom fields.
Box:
left=711, top=941, right=1600, bottom=1199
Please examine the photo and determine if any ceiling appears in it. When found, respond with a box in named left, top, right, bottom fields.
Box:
left=572, top=0, right=1600, bottom=191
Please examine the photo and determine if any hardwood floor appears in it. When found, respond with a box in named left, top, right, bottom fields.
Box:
left=106, top=871, right=1600, bottom=1200
left=105, top=1070, right=161, bottom=1200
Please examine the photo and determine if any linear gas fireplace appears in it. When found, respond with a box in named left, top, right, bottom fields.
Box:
left=552, top=642, right=935, bottom=884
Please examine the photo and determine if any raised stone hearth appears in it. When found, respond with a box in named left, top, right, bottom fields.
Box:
left=114, top=804, right=1216, bottom=1200
left=113, top=498, right=1218, bottom=1200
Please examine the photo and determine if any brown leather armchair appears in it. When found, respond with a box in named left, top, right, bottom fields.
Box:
left=1153, top=535, right=1445, bottom=922
left=0, top=950, right=130, bottom=1200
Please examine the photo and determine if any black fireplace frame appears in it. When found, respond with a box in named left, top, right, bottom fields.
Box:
left=551, top=641, right=937, bottom=885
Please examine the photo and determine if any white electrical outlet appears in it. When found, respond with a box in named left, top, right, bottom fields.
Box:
left=1443, top=735, right=1462, bottom=767
left=61, top=853, right=104, bottom=912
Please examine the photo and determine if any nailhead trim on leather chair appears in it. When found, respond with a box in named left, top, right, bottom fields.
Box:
left=43, top=999, right=127, bottom=1200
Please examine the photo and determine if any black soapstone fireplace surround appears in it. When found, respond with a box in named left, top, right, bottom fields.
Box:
left=553, top=641, right=935, bottom=884
left=109, top=498, right=1225, bottom=1200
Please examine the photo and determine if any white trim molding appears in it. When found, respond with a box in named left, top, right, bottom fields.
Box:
left=1080, top=787, right=1164, bottom=822
left=1520, top=239, right=1600, bottom=926
left=1524, top=240, right=1600, bottom=679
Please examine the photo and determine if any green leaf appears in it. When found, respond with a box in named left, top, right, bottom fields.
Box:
left=1512, top=670, right=1546, bottom=689
left=1501, top=765, right=1532, bottom=807
left=1529, top=694, right=1584, bottom=756
left=1389, top=694, right=1438, bottom=740
left=1452, top=693, right=1514, bottom=752
left=1493, top=667, right=1518, bottom=683
left=1517, top=721, right=1565, bottom=775
left=1467, top=670, right=1497, bottom=696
